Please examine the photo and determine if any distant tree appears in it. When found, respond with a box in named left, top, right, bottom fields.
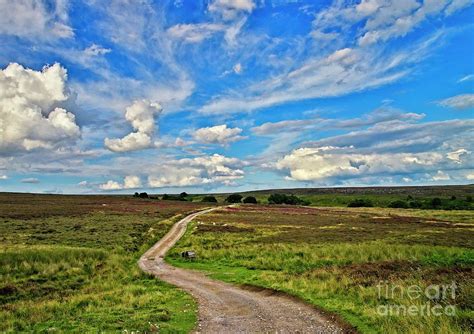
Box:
left=133, top=192, right=139, bottom=198
left=388, top=200, right=408, bottom=209
left=138, top=192, right=148, bottom=199
left=467, top=195, right=473, bottom=203
left=406, top=195, right=414, bottom=201
left=225, top=194, right=243, bottom=203
left=409, top=201, right=423, bottom=209
left=450, top=195, right=457, bottom=201
left=201, top=195, right=218, bottom=203
left=180, top=192, right=188, bottom=198
left=431, top=197, right=442, bottom=207
left=347, top=199, right=373, bottom=207
left=162, top=194, right=188, bottom=201
left=243, top=196, right=257, bottom=204
left=268, top=193, right=309, bottom=205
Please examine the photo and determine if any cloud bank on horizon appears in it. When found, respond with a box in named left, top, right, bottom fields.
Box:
left=0, top=0, right=473, bottom=193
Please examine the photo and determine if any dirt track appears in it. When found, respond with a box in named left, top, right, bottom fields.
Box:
left=138, top=208, right=346, bottom=333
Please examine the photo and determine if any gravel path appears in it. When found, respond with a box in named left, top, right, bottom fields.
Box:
left=138, top=208, right=348, bottom=333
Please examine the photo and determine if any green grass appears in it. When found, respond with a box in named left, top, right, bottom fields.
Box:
left=0, top=194, right=211, bottom=333
left=168, top=205, right=474, bottom=333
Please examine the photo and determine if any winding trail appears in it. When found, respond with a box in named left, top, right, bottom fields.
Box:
left=138, top=208, right=346, bottom=333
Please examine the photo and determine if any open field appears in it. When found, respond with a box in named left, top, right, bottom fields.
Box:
left=168, top=205, right=474, bottom=333
left=0, top=193, right=212, bottom=333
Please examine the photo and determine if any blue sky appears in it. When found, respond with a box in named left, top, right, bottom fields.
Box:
left=0, top=0, right=473, bottom=194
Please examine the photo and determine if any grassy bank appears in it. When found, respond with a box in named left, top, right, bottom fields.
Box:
left=168, top=205, right=474, bottom=333
left=0, top=194, right=210, bottom=333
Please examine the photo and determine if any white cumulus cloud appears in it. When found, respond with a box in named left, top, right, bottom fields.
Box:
left=193, top=124, right=245, bottom=145
left=0, top=63, right=80, bottom=153
left=105, top=100, right=162, bottom=152
left=276, top=147, right=444, bottom=181
left=432, top=170, right=450, bottom=181
left=148, top=154, right=245, bottom=187
left=446, top=148, right=469, bottom=163
left=99, top=175, right=142, bottom=190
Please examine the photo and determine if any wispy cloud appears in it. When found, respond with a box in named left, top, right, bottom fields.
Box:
left=21, top=177, right=40, bottom=184
left=438, top=94, right=474, bottom=110
left=200, top=31, right=444, bottom=114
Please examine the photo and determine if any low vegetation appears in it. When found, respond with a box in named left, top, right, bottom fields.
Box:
left=168, top=205, right=474, bottom=333
left=0, top=193, right=210, bottom=333
left=268, top=193, right=310, bottom=205
left=243, top=196, right=257, bottom=204
left=201, top=195, right=218, bottom=203
left=225, top=194, right=243, bottom=203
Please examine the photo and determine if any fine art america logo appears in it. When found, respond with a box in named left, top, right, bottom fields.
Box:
left=376, top=281, right=457, bottom=317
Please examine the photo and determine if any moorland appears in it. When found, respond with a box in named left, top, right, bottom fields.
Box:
left=1, top=185, right=473, bottom=333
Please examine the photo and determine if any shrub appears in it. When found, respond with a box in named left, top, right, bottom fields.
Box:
left=347, top=199, right=373, bottom=207
left=180, top=192, right=188, bottom=198
left=162, top=194, right=187, bottom=201
left=133, top=192, right=139, bottom=198
left=268, top=194, right=309, bottom=205
left=409, top=201, right=423, bottom=209
left=467, top=195, right=473, bottom=202
left=138, top=192, right=148, bottom=199
left=388, top=200, right=409, bottom=209
left=225, top=194, right=243, bottom=203
left=431, top=197, right=442, bottom=207
left=201, top=196, right=217, bottom=203
left=243, top=196, right=257, bottom=204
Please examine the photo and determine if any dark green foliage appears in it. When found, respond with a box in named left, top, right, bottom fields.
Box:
left=201, top=196, right=218, bottom=203
left=467, top=195, right=473, bottom=202
left=347, top=199, right=373, bottom=207
left=431, top=197, right=442, bottom=207
left=388, top=200, right=409, bottom=208
left=138, top=192, right=148, bottom=198
left=162, top=194, right=188, bottom=201
left=243, top=196, right=257, bottom=204
left=133, top=192, right=139, bottom=197
left=225, top=194, right=243, bottom=203
left=268, top=193, right=308, bottom=205
left=180, top=192, right=188, bottom=198
left=409, top=200, right=423, bottom=208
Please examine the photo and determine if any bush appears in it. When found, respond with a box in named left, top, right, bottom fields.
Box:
left=431, top=197, right=442, bottom=207
left=467, top=195, right=473, bottom=202
left=138, top=192, right=148, bottom=199
left=133, top=192, right=139, bottom=198
left=162, top=194, right=187, bottom=201
left=409, top=201, right=423, bottom=209
left=225, top=194, right=243, bottom=203
left=388, top=200, right=409, bottom=209
left=347, top=199, right=373, bottom=207
left=201, top=196, right=217, bottom=203
left=243, top=196, right=257, bottom=204
left=268, top=194, right=309, bottom=205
